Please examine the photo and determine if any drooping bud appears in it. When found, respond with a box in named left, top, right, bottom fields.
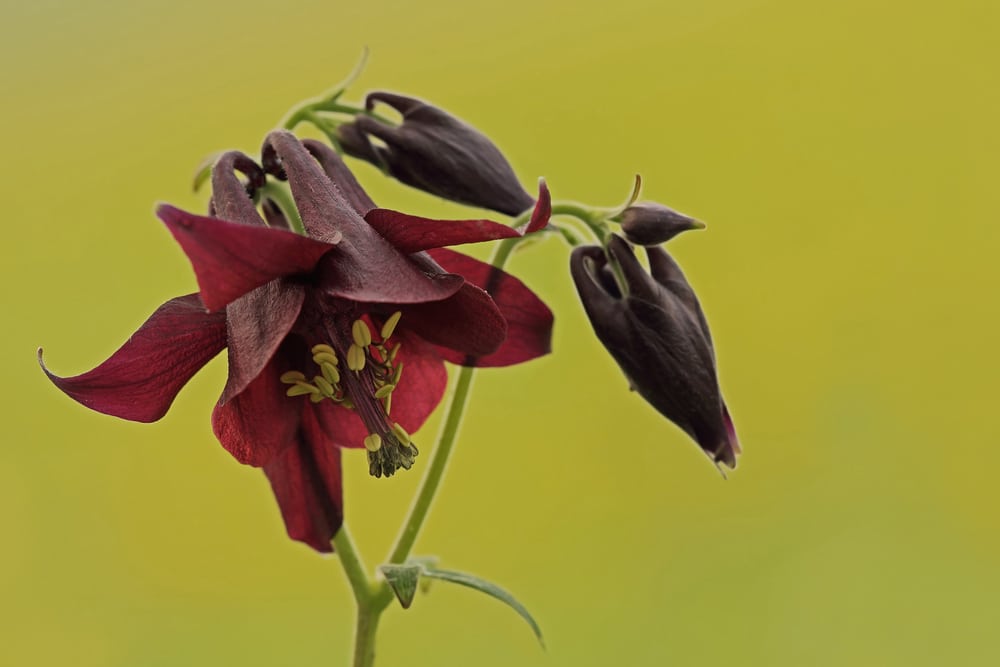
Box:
left=618, top=203, right=705, bottom=246
left=337, top=91, right=535, bottom=216
left=569, top=234, right=739, bottom=468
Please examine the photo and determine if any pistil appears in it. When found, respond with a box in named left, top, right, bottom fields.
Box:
left=282, top=312, right=417, bottom=478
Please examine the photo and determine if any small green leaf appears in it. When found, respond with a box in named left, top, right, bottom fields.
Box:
left=406, top=556, right=440, bottom=593
left=377, top=564, right=421, bottom=609
left=422, top=567, right=545, bottom=648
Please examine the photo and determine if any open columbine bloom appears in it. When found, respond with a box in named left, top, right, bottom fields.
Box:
left=40, top=130, right=553, bottom=552
left=570, top=235, right=739, bottom=468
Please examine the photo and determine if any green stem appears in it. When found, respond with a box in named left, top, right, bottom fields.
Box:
left=351, top=606, right=381, bottom=667
left=257, top=181, right=306, bottom=235
left=333, top=528, right=382, bottom=667
left=333, top=231, right=545, bottom=663
left=547, top=202, right=630, bottom=292
left=550, top=202, right=610, bottom=243
left=386, top=364, right=477, bottom=565
left=333, top=527, right=373, bottom=605
left=282, top=100, right=394, bottom=132
left=384, top=238, right=517, bottom=567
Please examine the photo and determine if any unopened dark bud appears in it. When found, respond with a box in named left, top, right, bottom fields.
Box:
left=569, top=234, right=739, bottom=468
left=337, top=91, right=535, bottom=216
left=619, top=203, right=705, bottom=246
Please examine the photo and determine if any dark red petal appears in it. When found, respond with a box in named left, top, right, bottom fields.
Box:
left=263, top=130, right=373, bottom=244
left=362, top=179, right=551, bottom=254
left=265, top=131, right=465, bottom=305
left=363, top=209, right=521, bottom=254
left=263, top=404, right=342, bottom=553
left=210, top=151, right=267, bottom=226
left=316, top=247, right=464, bottom=304
left=261, top=199, right=291, bottom=229
left=212, top=350, right=300, bottom=466
left=221, top=280, right=305, bottom=403
left=399, top=282, right=507, bottom=357
left=302, top=139, right=377, bottom=216
left=428, top=248, right=553, bottom=367
left=39, top=294, right=226, bottom=422
left=702, top=401, right=739, bottom=469
left=157, top=204, right=333, bottom=312
left=310, top=401, right=368, bottom=450
left=525, top=179, right=552, bottom=234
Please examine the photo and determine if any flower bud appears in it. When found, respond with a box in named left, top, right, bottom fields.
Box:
left=619, top=203, right=705, bottom=246
left=569, top=235, right=739, bottom=467
left=337, top=91, right=535, bottom=216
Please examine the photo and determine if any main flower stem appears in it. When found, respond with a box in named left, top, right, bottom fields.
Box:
left=335, top=205, right=602, bottom=664
left=352, top=607, right=381, bottom=667
left=333, top=527, right=372, bottom=606
left=385, top=236, right=517, bottom=565
left=333, top=528, right=381, bottom=667
left=386, top=364, right=477, bottom=564
left=336, top=237, right=520, bottom=666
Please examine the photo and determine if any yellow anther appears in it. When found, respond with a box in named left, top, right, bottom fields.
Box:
left=313, top=375, right=335, bottom=397
left=381, top=311, right=402, bottom=340
left=392, top=362, right=404, bottom=386
left=311, top=344, right=336, bottom=356
left=341, top=397, right=355, bottom=410
left=389, top=343, right=401, bottom=364
left=309, top=393, right=324, bottom=403
left=313, top=351, right=338, bottom=366
left=320, top=362, right=340, bottom=385
left=347, top=344, right=366, bottom=371
left=286, top=382, right=320, bottom=397
left=391, top=422, right=411, bottom=445
left=382, top=393, right=392, bottom=415
left=352, top=319, right=372, bottom=348
left=280, top=370, right=307, bottom=384
left=374, top=384, right=395, bottom=399
left=363, top=433, right=383, bottom=452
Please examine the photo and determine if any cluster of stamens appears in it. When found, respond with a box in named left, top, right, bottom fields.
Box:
left=347, top=313, right=405, bottom=414
left=280, top=346, right=350, bottom=406
left=279, top=311, right=419, bottom=478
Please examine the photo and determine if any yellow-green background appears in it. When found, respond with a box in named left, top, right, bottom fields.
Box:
left=2, top=1, right=997, bottom=665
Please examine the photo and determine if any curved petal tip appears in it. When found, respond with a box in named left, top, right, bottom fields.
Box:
left=525, top=179, right=552, bottom=234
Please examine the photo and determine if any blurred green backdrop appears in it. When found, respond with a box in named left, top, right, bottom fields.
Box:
left=3, top=0, right=998, bottom=665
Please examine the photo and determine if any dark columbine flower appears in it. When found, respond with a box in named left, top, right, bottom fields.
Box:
left=337, top=91, right=535, bottom=216
left=39, top=130, right=553, bottom=552
left=569, top=234, right=739, bottom=468
left=618, top=203, right=705, bottom=246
